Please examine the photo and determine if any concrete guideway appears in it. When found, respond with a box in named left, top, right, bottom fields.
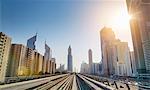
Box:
left=27, top=74, right=74, bottom=90
left=31, top=75, right=69, bottom=90
left=0, top=74, right=68, bottom=90
left=76, top=74, right=94, bottom=90
left=58, top=75, right=74, bottom=90
left=77, top=74, right=115, bottom=90
left=72, top=74, right=78, bottom=90
left=0, top=73, right=121, bottom=90
left=77, top=74, right=101, bottom=90
left=84, top=74, right=143, bottom=90
left=49, top=75, right=73, bottom=90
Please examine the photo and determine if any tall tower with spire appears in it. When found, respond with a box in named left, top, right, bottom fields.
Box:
left=67, top=45, right=73, bottom=72
left=88, top=49, right=93, bottom=74
left=88, top=49, right=93, bottom=66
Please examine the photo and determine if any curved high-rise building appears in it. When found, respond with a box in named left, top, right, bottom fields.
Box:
left=27, top=34, right=37, bottom=50
left=67, top=45, right=73, bottom=72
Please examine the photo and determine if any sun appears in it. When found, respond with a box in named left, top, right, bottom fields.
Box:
left=111, top=13, right=132, bottom=29
left=128, top=15, right=132, bottom=20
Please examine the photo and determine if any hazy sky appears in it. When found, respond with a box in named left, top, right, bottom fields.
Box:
left=0, top=0, right=132, bottom=72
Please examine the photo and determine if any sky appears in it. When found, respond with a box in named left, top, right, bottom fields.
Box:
left=0, top=0, right=132, bottom=72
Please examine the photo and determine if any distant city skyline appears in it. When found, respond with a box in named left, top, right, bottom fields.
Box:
left=0, top=0, right=132, bottom=72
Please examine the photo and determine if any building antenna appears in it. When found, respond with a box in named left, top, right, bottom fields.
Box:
left=35, top=28, right=38, bottom=36
left=45, top=39, right=47, bottom=45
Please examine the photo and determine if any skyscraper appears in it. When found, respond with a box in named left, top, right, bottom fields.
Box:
left=88, top=49, right=93, bottom=74
left=36, top=53, right=43, bottom=74
left=25, top=47, right=35, bottom=75
left=80, top=62, right=89, bottom=74
left=100, top=27, right=116, bottom=76
left=100, top=27, right=133, bottom=76
left=6, top=44, right=26, bottom=77
left=51, top=58, right=56, bottom=74
left=0, top=32, right=11, bottom=82
left=91, top=63, right=101, bottom=75
left=67, top=45, right=73, bottom=72
left=42, top=56, right=45, bottom=74
left=26, top=34, right=37, bottom=75
left=88, top=49, right=93, bottom=65
left=44, top=43, right=52, bottom=60
left=126, top=0, right=150, bottom=73
left=130, top=51, right=137, bottom=76
left=27, top=34, right=37, bottom=50
left=113, top=40, right=132, bottom=76
left=58, top=64, right=65, bottom=73
left=44, top=43, right=52, bottom=74
left=33, top=51, right=43, bottom=75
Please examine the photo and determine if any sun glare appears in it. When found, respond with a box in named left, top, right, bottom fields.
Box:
left=111, top=14, right=132, bottom=29
left=128, top=15, right=132, bottom=20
